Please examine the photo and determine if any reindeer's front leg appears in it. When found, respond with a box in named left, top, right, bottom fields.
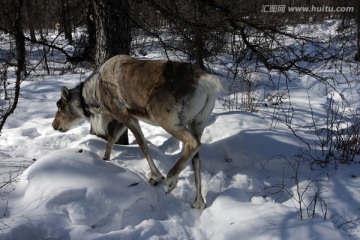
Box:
left=103, top=123, right=127, bottom=160
left=125, top=119, right=164, bottom=185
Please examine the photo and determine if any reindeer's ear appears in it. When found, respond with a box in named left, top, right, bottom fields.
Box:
left=61, top=86, right=70, bottom=101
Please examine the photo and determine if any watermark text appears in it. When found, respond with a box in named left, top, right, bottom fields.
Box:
left=261, top=5, right=354, bottom=13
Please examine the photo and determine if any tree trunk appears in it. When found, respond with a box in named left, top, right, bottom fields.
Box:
left=357, top=0, right=360, bottom=61
left=86, top=1, right=96, bottom=62
left=25, top=0, right=36, bottom=41
left=93, top=0, right=131, bottom=65
left=190, top=0, right=206, bottom=69
left=92, top=0, right=131, bottom=145
left=60, top=0, right=72, bottom=44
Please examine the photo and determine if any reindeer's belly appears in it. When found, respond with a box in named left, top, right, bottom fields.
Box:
left=124, top=107, right=157, bottom=126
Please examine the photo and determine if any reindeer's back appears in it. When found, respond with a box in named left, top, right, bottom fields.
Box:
left=98, top=55, right=216, bottom=122
left=100, top=55, right=164, bottom=108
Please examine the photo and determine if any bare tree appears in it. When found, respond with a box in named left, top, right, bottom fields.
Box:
left=0, top=0, right=26, bottom=132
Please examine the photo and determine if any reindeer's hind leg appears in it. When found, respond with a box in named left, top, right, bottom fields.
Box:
left=186, top=116, right=208, bottom=209
left=191, top=152, right=205, bottom=209
left=158, top=125, right=201, bottom=193
left=148, top=90, right=209, bottom=209
left=147, top=104, right=200, bottom=190
left=188, top=95, right=216, bottom=209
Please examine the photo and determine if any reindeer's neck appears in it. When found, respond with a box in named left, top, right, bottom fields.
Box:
left=79, top=82, right=91, bottom=118
left=81, top=72, right=102, bottom=116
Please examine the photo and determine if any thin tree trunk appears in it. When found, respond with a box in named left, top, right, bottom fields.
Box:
left=86, top=1, right=96, bottom=61
left=25, top=0, right=36, bottom=41
left=191, top=0, right=206, bottom=69
left=60, top=0, right=72, bottom=44
left=1, top=63, right=9, bottom=100
left=357, top=0, right=360, bottom=61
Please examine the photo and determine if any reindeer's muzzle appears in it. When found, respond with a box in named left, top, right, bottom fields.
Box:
left=52, top=120, right=66, bottom=132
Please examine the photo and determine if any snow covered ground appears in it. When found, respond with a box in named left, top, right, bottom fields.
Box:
left=0, top=23, right=360, bottom=239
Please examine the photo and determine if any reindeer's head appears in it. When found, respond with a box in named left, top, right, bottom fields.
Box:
left=52, top=86, right=85, bottom=132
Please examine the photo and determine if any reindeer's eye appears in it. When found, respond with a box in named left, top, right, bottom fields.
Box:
left=56, top=100, right=61, bottom=108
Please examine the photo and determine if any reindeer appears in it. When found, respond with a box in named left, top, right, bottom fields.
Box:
left=52, top=55, right=227, bottom=209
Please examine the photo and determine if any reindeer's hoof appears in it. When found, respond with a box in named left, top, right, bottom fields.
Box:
left=102, top=157, right=110, bottom=161
left=149, top=176, right=165, bottom=186
left=165, top=175, right=178, bottom=194
left=192, top=198, right=206, bottom=210
left=149, top=178, right=159, bottom=186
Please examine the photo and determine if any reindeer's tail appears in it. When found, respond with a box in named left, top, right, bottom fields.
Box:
left=199, top=74, right=228, bottom=93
